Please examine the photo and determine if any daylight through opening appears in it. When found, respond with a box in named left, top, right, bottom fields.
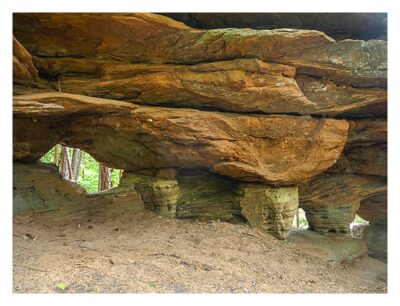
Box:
left=40, top=145, right=122, bottom=193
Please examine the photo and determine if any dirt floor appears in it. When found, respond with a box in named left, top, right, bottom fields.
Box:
left=13, top=208, right=387, bottom=293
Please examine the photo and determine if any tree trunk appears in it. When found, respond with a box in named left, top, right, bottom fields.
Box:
left=70, top=148, right=84, bottom=182
left=59, top=146, right=73, bottom=180
left=98, top=163, right=111, bottom=191
left=53, top=144, right=60, bottom=165
left=296, top=208, right=300, bottom=228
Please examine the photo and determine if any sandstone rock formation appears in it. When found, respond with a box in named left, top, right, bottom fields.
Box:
left=12, top=13, right=387, bottom=245
left=239, top=185, right=298, bottom=239
left=14, top=13, right=386, bottom=87
left=13, top=162, right=144, bottom=216
left=160, top=13, right=387, bottom=40
left=299, top=174, right=386, bottom=233
left=13, top=92, right=349, bottom=186
left=299, top=118, right=387, bottom=233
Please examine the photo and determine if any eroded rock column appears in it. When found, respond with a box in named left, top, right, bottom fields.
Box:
left=122, top=172, right=180, bottom=218
left=238, top=185, right=299, bottom=239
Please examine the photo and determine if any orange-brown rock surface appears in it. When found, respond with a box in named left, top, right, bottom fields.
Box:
left=48, top=58, right=385, bottom=117
left=13, top=92, right=349, bottom=186
left=298, top=118, right=387, bottom=233
left=13, top=13, right=387, bottom=87
left=13, top=36, right=38, bottom=83
left=12, top=13, right=388, bottom=242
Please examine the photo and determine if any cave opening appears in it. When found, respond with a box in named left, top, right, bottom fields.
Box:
left=40, top=145, right=122, bottom=193
left=292, top=207, right=309, bottom=229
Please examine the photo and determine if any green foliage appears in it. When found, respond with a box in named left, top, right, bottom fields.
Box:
left=78, top=152, right=99, bottom=193
left=40, top=147, right=56, bottom=164
left=40, top=146, right=120, bottom=193
left=56, top=282, right=66, bottom=291
left=353, top=214, right=369, bottom=224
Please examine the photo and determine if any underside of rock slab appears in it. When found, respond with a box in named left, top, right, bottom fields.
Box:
left=13, top=92, right=349, bottom=186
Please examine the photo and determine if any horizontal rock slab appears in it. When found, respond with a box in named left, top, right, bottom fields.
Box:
left=296, top=75, right=386, bottom=118
left=160, top=13, right=387, bottom=40
left=328, top=143, right=387, bottom=176
left=13, top=13, right=387, bottom=87
left=13, top=92, right=349, bottom=185
left=288, top=229, right=368, bottom=264
left=53, top=58, right=386, bottom=117
left=299, top=173, right=386, bottom=233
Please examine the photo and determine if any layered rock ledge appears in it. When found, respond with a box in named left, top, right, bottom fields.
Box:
left=13, top=92, right=349, bottom=186
left=12, top=13, right=387, bottom=247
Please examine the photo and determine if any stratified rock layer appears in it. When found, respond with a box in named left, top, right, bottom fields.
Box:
left=239, top=185, right=298, bottom=239
left=13, top=92, right=349, bottom=186
left=299, top=174, right=386, bottom=233
left=160, top=13, right=387, bottom=40
left=52, top=58, right=386, bottom=117
left=122, top=170, right=298, bottom=239
left=14, top=13, right=387, bottom=87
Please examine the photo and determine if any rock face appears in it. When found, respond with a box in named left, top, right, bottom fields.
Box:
left=299, top=174, right=386, bottom=233
left=239, top=185, right=298, bottom=239
left=13, top=36, right=38, bottom=83
left=13, top=92, right=349, bottom=186
left=14, top=13, right=387, bottom=87
left=160, top=13, right=387, bottom=40
left=13, top=162, right=85, bottom=215
left=12, top=13, right=387, bottom=243
left=13, top=162, right=144, bottom=216
left=48, top=58, right=385, bottom=117
left=121, top=170, right=298, bottom=239
left=299, top=117, right=387, bottom=234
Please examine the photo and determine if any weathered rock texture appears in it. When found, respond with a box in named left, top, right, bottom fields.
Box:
left=14, top=13, right=387, bottom=88
left=299, top=118, right=387, bottom=233
left=299, top=174, right=386, bottom=233
left=13, top=162, right=144, bottom=216
left=358, top=193, right=387, bottom=225
left=121, top=170, right=298, bottom=239
left=160, top=13, right=387, bottom=40
left=239, top=185, right=298, bottom=239
left=13, top=92, right=349, bottom=186
left=12, top=13, right=387, bottom=242
left=48, top=58, right=386, bottom=117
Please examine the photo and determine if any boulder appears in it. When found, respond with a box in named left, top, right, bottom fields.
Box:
left=13, top=162, right=144, bottom=216
left=361, top=224, right=387, bottom=262
left=13, top=13, right=387, bottom=87
left=13, top=92, right=349, bottom=186
left=288, top=229, right=368, bottom=264
left=13, top=162, right=85, bottom=215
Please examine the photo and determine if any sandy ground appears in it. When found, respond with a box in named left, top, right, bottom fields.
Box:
left=13, top=209, right=387, bottom=293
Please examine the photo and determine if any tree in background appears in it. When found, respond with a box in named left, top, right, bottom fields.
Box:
left=40, top=146, right=121, bottom=193
left=98, top=163, right=112, bottom=191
